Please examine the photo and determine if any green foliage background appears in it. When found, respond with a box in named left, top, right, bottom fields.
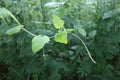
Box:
left=0, top=0, right=120, bottom=80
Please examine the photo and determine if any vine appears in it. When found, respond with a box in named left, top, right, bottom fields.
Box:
left=0, top=7, right=96, bottom=63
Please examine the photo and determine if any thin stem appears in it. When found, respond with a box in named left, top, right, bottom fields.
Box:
left=32, top=21, right=52, bottom=24
left=50, top=36, right=54, bottom=39
left=71, top=33, right=96, bottom=64
left=22, top=28, right=36, bottom=37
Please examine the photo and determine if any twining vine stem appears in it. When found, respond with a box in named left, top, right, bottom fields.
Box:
left=71, top=33, right=96, bottom=64
left=21, top=27, right=36, bottom=37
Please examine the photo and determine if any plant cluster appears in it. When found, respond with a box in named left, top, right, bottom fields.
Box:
left=0, top=0, right=120, bottom=80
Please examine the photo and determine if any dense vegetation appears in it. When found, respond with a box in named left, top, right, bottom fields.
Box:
left=0, top=0, right=120, bottom=80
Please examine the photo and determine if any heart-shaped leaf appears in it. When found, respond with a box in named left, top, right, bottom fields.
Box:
left=52, top=15, right=64, bottom=29
left=32, top=35, right=50, bottom=53
left=54, top=30, right=67, bottom=44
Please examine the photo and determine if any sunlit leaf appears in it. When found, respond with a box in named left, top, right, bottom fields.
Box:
left=52, top=15, right=64, bottom=29
left=32, top=35, right=50, bottom=53
left=6, top=25, right=23, bottom=36
left=54, top=30, right=67, bottom=44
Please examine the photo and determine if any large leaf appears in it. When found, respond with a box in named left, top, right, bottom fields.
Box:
left=52, top=15, right=64, bottom=29
left=78, top=27, right=86, bottom=37
left=6, top=25, right=23, bottom=36
left=32, top=35, right=50, bottom=53
left=54, top=30, right=67, bottom=44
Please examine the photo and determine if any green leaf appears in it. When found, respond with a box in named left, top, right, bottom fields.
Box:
left=102, top=11, right=113, bottom=19
left=106, top=20, right=115, bottom=27
left=59, top=8, right=65, bottom=18
left=78, top=27, right=86, bottom=37
left=54, top=30, right=67, bottom=44
left=0, top=8, right=20, bottom=25
left=6, top=25, right=23, bottom=36
left=44, top=2, right=65, bottom=7
left=66, top=29, right=74, bottom=33
left=52, top=15, right=64, bottom=29
left=89, top=30, right=97, bottom=38
left=0, top=8, right=9, bottom=18
left=32, top=35, right=50, bottom=53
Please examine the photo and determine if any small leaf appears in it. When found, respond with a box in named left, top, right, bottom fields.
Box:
left=54, top=30, right=67, bottom=44
left=32, top=35, right=50, bottom=53
left=106, top=20, right=115, bottom=27
left=59, top=8, right=65, bottom=18
left=102, top=11, right=113, bottom=19
left=52, top=15, right=64, bottom=29
left=0, top=8, right=9, bottom=18
left=66, top=29, right=74, bottom=33
left=0, top=8, right=20, bottom=24
left=78, top=27, right=86, bottom=37
left=89, top=30, right=97, bottom=38
left=6, top=25, right=23, bottom=35
left=44, top=2, right=65, bottom=7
